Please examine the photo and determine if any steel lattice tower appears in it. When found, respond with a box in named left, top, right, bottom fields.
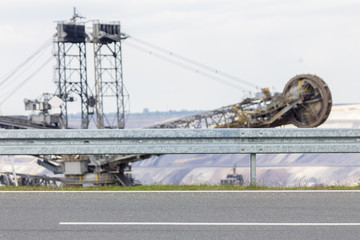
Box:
left=93, top=22, right=127, bottom=129
left=54, top=23, right=94, bottom=129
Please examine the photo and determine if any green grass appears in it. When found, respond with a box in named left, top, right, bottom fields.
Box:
left=1, top=184, right=360, bottom=191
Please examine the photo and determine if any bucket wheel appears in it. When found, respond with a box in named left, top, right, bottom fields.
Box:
left=283, top=74, right=332, bottom=128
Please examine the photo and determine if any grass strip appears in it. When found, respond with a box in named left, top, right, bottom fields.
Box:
left=1, top=184, right=360, bottom=191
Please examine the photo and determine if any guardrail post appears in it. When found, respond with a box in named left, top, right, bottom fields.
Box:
left=250, top=153, right=256, bottom=186
left=8, top=155, right=18, bottom=186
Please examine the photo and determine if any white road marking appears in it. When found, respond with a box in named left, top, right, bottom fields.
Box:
left=59, top=222, right=360, bottom=226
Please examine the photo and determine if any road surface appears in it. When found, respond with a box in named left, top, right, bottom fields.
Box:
left=1, top=191, right=360, bottom=239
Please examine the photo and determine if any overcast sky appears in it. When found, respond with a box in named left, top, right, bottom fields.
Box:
left=0, top=0, right=359, bottom=115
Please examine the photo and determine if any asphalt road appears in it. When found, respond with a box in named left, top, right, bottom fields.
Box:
left=1, top=191, right=360, bottom=240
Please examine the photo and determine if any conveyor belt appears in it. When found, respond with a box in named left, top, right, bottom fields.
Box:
left=0, top=116, right=58, bottom=129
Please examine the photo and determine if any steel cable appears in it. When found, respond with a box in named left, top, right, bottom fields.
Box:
left=127, top=35, right=259, bottom=90
left=0, top=38, right=52, bottom=88
left=0, top=56, right=53, bottom=106
left=124, top=41, right=253, bottom=93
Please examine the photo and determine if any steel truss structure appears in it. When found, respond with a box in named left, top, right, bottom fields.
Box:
left=93, top=23, right=128, bottom=129
left=54, top=24, right=93, bottom=129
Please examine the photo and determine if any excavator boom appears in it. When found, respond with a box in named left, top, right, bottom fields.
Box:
left=150, top=74, right=332, bottom=129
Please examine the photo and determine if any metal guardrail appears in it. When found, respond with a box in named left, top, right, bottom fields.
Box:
left=1, top=128, right=359, bottom=154
left=0, top=128, right=359, bottom=185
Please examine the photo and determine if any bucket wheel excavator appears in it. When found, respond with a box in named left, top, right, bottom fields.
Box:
left=0, top=11, right=333, bottom=187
